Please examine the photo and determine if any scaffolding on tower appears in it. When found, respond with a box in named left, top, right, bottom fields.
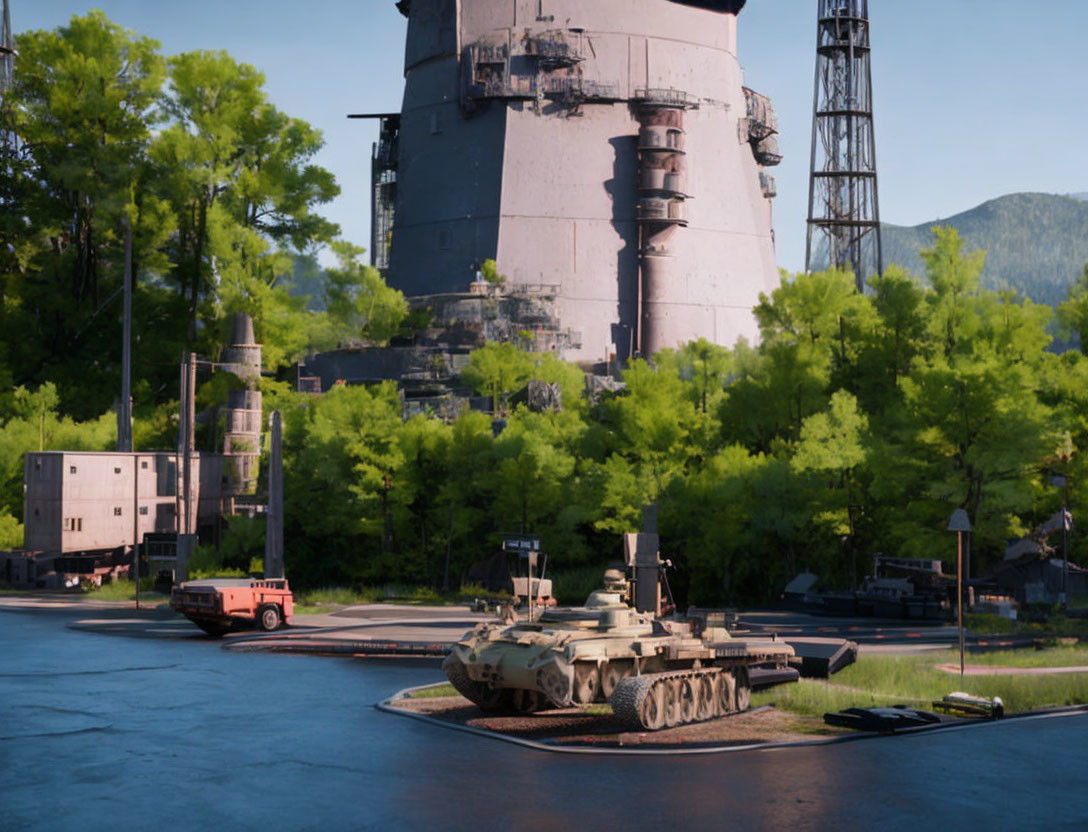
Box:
left=804, top=0, right=883, bottom=291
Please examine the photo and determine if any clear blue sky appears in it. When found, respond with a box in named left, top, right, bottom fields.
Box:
left=15, top=0, right=1088, bottom=273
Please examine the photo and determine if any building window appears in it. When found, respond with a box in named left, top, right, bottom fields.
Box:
left=69, top=465, right=77, bottom=475
left=437, top=229, right=452, bottom=250
left=141, top=461, right=149, bottom=469
left=114, top=467, right=122, bottom=474
left=63, top=517, right=83, bottom=532
left=139, top=506, right=148, bottom=516
left=77, top=518, right=82, bottom=531
left=113, top=507, right=123, bottom=516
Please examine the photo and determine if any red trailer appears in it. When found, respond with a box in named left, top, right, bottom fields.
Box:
left=170, top=578, right=294, bottom=637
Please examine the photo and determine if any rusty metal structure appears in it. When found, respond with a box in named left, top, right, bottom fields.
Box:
left=370, top=114, right=399, bottom=275
left=219, top=314, right=263, bottom=497
left=380, top=0, right=780, bottom=363
left=805, top=0, right=883, bottom=290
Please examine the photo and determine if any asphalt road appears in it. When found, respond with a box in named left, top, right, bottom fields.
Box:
left=3, top=605, right=1088, bottom=831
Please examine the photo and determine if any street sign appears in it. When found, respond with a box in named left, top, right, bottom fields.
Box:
left=502, top=537, right=541, bottom=553
left=947, top=509, right=971, bottom=532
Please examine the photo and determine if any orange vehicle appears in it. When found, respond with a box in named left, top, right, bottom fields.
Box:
left=170, top=578, right=294, bottom=637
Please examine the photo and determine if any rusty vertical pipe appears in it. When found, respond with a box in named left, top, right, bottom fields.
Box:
left=636, top=98, right=689, bottom=358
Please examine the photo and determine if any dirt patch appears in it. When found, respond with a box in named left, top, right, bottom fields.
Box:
left=390, top=692, right=848, bottom=748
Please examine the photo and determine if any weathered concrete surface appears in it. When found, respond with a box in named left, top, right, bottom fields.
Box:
left=390, top=0, right=779, bottom=363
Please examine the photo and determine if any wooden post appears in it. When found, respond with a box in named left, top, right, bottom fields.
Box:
left=957, top=529, right=964, bottom=678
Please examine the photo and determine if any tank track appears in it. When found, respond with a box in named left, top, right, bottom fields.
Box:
left=443, top=656, right=507, bottom=711
left=609, top=667, right=749, bottom=731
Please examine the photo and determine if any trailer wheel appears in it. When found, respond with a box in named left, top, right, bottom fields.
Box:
left=258, top=604, right=282, bottom=631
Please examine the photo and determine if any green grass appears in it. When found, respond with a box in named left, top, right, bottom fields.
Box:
left=966, top=611, right=1088, bottom=639
left=754, top=649, right=1088, bottom=717
left=965, top=612, right=1019, bottom=634
left=293, top=583, right=501, bottom=615
left=407, top=683, right=458, bottom=699
left=965, top=646, right=1088, bottom=668
left=84, top=579, right=169, bottom=603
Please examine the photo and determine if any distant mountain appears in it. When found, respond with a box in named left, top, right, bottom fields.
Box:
left=881, top=193, right=1088, bottom=307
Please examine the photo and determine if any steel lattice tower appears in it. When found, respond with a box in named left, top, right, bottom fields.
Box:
left=1, top=0, right=17, bottom=159
left=805, top=0, right=882, bottom=290
left=0, top=0, right=12, bottom=92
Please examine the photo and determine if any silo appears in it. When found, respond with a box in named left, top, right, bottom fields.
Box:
left=220, top=314, right=262, bottom=496
left=388, top=0, right=780, bottom=363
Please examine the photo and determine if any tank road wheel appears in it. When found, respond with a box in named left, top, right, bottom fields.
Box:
left=610, top=676, right=665, bottom=731
left=663, top=679, right=683, bottom=728
left=573, top=663, right=601, bottom=705
left=512, top=689, right=546, bottom=713
left=733, top=667, right=751, bottom=713
left=696, top=674, right=716, bottom=721
left=257, top=605, right=282, bottom=631
left=600, top=660, right=634, bottom=699
left=640, top=681, right=666, bottom=731
left=677, top=677, right=698, bottom=725
left=717, top=669, right=737, bottom=715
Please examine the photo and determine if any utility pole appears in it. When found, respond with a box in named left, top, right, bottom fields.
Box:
left=948, top=509, right=972, bottom=678
left=118, top=216, right=133, bottom=453
left=176, top=351, right=197, bottom=581
left=264, top=411, right=284, bottom=579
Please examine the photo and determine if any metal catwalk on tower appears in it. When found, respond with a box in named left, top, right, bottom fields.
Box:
left=378, top=0, right=781, bottom=364
left=804, top=0, right=882, bottom=290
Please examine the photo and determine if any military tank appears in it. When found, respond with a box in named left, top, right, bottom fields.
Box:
left=443, top=569, right=794, bottom=731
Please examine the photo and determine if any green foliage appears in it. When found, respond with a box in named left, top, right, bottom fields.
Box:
left=479, top=259, right=504, bottom=285
left=882, top=193, right=1088, bottom=307
left=2, top=11, right=382, bottom=421
left=324, top=241, right=408, bottom=345
left=1057, top=263, right=1088, bottom=350
left=460, top=342, right=534, bottom=411
left=6, top=21, right=1088, bottom=609
left=0, top=384, right=115, bottom=532
left=0, top=514, right=23, bottom=550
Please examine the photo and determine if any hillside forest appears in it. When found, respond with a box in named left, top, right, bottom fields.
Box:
left=4, top=14, right=1088, bottom=605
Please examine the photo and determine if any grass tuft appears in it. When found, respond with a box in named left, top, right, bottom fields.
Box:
left=84, top=578, right=168, bottom=603
left=754, top=649, right=1088, bottom=716
left=407, top=683, right=458, bottom=699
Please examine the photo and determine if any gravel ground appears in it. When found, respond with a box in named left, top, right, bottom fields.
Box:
left=390, top=692, right=849, bottom=748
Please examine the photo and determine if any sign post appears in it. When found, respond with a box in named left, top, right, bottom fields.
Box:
left=948, top=509, right=972, bottom=678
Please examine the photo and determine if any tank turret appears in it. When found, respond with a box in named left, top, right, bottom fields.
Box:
left=443, top=565, right=793, bottom=730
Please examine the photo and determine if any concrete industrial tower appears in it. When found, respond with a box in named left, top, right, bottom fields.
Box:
left=804, top=0, right=882, bottom=290
left=382, top=0, right=781, bottom=363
